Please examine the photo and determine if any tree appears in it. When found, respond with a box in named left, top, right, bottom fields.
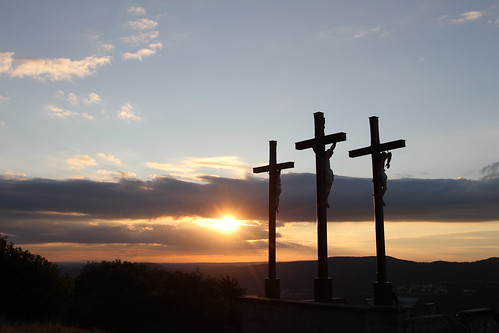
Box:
left=0, top=235, right=72, bottom=322
left=70, top=260, right=244, bottom=333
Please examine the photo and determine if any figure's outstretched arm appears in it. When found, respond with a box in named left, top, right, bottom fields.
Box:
left=326, top=142, right=336, bottom=159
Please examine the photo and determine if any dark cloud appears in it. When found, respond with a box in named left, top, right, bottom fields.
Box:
left=0, top=210, right=270, bottom=247
left=481, top=161, right=499, bottom=180
left=1, top=173, right=499, bottom=223
left=1, top=173, right=499, bottom=247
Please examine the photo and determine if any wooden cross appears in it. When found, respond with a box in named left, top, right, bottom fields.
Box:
left=295, top=112, right=346, bottom=303
left=349, top=116, right=405, bottom=305
left=253, top=140, right=294, bottom=299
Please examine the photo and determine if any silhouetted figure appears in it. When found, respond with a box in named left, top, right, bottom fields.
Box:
left=276, top=170, right=282, bottom=213
left=380, top=151, right=392, bottom=206
left=325, top=142, right=336, bottom=208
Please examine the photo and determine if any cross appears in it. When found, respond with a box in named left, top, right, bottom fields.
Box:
left=253, top=140, right=294, bottom=299
left=295, top=112, right=346, bottom=303
left=349, top=116, right=405, bottom=306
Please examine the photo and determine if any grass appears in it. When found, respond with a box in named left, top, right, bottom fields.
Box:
left=0, top=319, right=108, bottom=333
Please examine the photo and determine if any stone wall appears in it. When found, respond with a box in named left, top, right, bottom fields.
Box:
left=240, top=296, right=406, bottom=333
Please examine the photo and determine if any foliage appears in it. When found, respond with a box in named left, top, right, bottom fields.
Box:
left=69, top=260, right=245, bottom=333
left=0, top=235, right=72, bottom=322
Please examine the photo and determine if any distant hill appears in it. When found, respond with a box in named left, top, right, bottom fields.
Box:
left=58, top=257, right=499, bottom=314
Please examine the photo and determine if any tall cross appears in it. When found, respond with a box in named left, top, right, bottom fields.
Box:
left=349, top=116, right=405, bottom=305
left=253, top=140, right=294, bottom=299
left=295, top=112, right=346, bottom=303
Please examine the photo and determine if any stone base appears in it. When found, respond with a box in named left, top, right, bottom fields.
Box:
left=265, top=278, right=280, bottom=299
left=314, top=277, right=332, bottom=303
left=373, top=282, right=393, bottom=305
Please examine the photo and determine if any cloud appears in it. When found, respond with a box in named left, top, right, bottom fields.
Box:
left=149, top=42, right=163, bottom=49
left=122, top=42, right=163, bottom=60
left=44, top=104, right=97, bottom=120
left=318, top=26, right=389, bottom=40
left=81, top=113, right=95, bottom=120
left=353, top=26, right=390, bottom=39
left=1, top=173, right=498, bottom=224
left=0, top=95, right=9, bottom=101
left=122, top=48, right=157, bottom=61
left=121, top=31, right=159, bottom=46
left=146, top=156, right=249, bottom=179
left=0, top=214, right=269, bottom=257
left=66, top=155, right=97, bottom=169
left=127, top=18, right=159, bottom=30
left=96, top=41, right=116, bottom=53
left=82, top=92, right=101, bottom=104
left=446, top=11, right=484, bottom=23
left=1, top=53, right=111, bottom=81
left=126, top=6, right=147, bottom=15
left=57, top=91, right=101, bottom=105
left=1, top=173, right=499, bottom=258
left=97, top=153, right=121, bottom=165
left=480, top=161, right=499, bottom=180
left=55, top=90, right=65, bottom=99
left=97, top=170, right=137, bottom=182
left=117, top=103, right=142, bottom=120
left=0, top=52, right=14, bottom=73
left=45, top=105, right=78, bottom=118
left=68, top=93, right=79, bottom=106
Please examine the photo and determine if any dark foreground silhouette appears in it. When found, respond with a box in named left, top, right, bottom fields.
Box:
left=0, top=235, right=244, bottom=333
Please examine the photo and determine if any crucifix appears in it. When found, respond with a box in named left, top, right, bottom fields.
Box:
left=295, top=112, right=346, bottom=303
left=253, top=140, right=294, bottom=299
left=349, top=116, right=405, bottom=305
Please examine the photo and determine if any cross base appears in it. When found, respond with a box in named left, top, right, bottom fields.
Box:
left=373, top=281, right=393, bottom=305
left=265, top=278, right=280, bottom=299
left=314, top=277, right=332, bottom=303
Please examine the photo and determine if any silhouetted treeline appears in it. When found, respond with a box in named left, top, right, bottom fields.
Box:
left=0, top=235, right=72, bottom=322
left=0, top=235, right=245, bottom=333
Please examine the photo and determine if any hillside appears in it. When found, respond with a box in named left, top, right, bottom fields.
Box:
left=58, top=257, right=499, bottom=314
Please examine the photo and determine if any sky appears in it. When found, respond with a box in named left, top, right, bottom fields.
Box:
left=1, top=1, right=499, bottom=264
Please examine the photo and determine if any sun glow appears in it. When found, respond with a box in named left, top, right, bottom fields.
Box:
left=212, top=216, right=241, bottom=232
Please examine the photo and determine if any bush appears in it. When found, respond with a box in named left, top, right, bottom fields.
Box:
left=69, top=260, right=244, bottom=333
left=0, top=235, right=72, bottom=322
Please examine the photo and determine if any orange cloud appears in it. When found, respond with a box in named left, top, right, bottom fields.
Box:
left=97, top=153, right=121, bottom=165
left=67, top=155, right=97, bottom=168
left=146, top=156, right=249, bottom=180
left=1, top=53, right=111, bottom=81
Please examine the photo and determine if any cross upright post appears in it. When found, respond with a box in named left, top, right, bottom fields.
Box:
left=295, top=112, right=346, bottom=303
left=349, top=116, right=405, bottom=305
left=253, top=140, right=294, bottom=299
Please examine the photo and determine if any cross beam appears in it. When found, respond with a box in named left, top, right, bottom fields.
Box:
left=348, top=116, right=405, bottom=305
left=253, top=140, right=294, bottom=299
left=295, top=112, right=346, bottom=303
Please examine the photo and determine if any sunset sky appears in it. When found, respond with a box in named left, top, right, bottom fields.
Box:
left=1, top=1, right=499, bottom=264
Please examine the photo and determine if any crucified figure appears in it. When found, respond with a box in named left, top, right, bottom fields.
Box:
left=324, top=142, right=336, bottom=208
left=380, top=151, right=392, bottom=205
left=275, top=170, right=282, bottom=213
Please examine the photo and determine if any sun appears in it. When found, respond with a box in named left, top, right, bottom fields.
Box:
left=212, top=216, right=241, bottom=232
